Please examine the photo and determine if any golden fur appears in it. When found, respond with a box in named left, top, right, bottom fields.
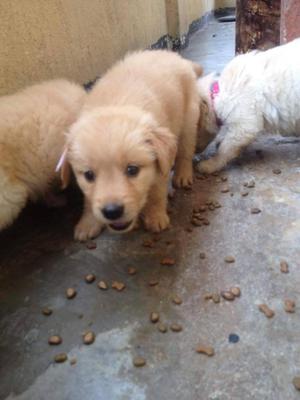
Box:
left=0, top=79, right=86, bottom=231
left=61, top=50, right=202, bottom=240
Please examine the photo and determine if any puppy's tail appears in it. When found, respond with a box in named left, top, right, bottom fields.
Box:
left=191, top=62, right=204, bottom=77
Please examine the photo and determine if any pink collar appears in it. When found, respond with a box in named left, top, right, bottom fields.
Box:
left=210, top=80, right=222, bottom=127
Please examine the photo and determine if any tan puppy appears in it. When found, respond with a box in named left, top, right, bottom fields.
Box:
left=0, top=79, right=86, bottom=231
left=60, top=50, right=202, bottom=241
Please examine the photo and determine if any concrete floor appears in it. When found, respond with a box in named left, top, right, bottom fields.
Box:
left=1, top=16, right=300, bottom=400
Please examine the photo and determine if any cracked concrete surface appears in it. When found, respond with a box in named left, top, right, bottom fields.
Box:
left=1, top=15, right=300, bottom=400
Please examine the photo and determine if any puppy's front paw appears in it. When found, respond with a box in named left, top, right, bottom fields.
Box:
left=197, top=158, right=221, bottom=174
left=143, top=210, right=170, bottom=232
left=172, top=166, right=193, bottom=188
left=74, top=215, right=103, bottom=241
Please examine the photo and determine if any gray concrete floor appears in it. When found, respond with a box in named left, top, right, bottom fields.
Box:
left=1, top=16, right=300, bottom=400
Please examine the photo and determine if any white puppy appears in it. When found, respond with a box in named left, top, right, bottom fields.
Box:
left=0, top=80, right=86, bottom=231
left=197, top=38, right=300, bottom=173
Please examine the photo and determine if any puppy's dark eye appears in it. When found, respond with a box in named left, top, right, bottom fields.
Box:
left=126, top=165, right=140, bottom=177
left=84, top=170, right=95, bottom=182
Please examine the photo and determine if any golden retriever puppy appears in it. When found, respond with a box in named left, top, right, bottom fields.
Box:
left=0, top=79, right=86, bottom=231
left=197, top=38, right=300, bottom=173
left=59, top=50, right=202, bottom=241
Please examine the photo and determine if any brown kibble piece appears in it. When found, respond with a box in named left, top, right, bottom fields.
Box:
left=241, top=190, right=249, bottom=197
left=86, top=241, right=97, bottom=250
left=172, top=295, right=182, bottom=305
left=202, top=218, right=210, bottom=226
left=224, top=256, right=235, bottom=263
left=284, top=299, right=296, bottom=313
left=258, top=304, right=275, bottom=318
left=251, top=207, right=261, bottom=214
left=148, top=279, right=159, bottom=287
left=293, top=376, right=300, bottom=390
left=142, top=239, right=154, bottom=248
left=221, top=187, right=229, bottom=193
left=221, top=291, right=235, bottom=301
left=150, top=312, right=159, bottom=323
left=85, top=274, right=96, bottom=284
left=196, top=345, right=215, bottom=356
left=48, top=335, right=62, bottom=345
left=199, top=252, right=206, bottom=259
left=191, top=218, right=203, bottom=226
left=160, top=257, right=175, bottom=266
left=212, top=293, right=221, bottom=303
left=170, top=323, right=183, bottom=332
left=221, top=176, right=228, bottom=182
left=198, top=205, right=207, bottom=212
left=42, top=307, right=53, bottom=316
left=98, top=280, right=108, bottom=290
left=272, top=168, right=281, bottom=175
left=133, top=356, right=146, bottom=367
left=66, top=288, right=77, bottom=299
left=83, top=331, right=95, bottom=345
left=280, top=261, right=289, bottom=273
left=112, top=281, right=126, bottom=291
left=54, top=353, right=68, bottom=363
left=128, top=267, right=137, bottom=275
left=230, top=287, right=241, bottom=297
left=204, top=293, right=213, bottom=300
left=158, top=323, right=168, bottom=333
left=186, top=226, right=193, bottom=232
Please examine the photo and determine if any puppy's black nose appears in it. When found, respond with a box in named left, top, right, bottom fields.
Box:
left=102, top=204, right=124, bottom=220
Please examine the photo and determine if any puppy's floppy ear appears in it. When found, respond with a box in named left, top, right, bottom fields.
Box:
left=55, top=147, right=71, bottom=189
left=147, top=127, right=177, bottom=176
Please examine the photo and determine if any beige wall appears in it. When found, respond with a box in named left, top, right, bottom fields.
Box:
left=0, top=0, right=167, bottom=95
left=0, top=0, right=235, bottom=96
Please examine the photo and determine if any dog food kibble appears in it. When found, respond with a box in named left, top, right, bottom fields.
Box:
left=133, top=356, right=146, bottom=367
left=258, top=304, right=275, bottom=318
left=83, top=331, right=95, bottom=345
left=86, top=241, right=97, bottom=250
left=70, top=357, right=77, bottom=366
left=148, top=279, right=159, bottom=287
left=208, top=204, right=215, bottom=211
left=172, top=295, right=182, bottom=305
left=186, top=227, right=194, bottom=232
left=251, top=207, right=261, bottom=214
left=128, top=267, right=137, bottom=275
left=158, top=323, right=168, bottom=333
left=224, top=256, right=235, bottom=263
left=142, top=239, right=154, bottom=248
left=221, top=187, right=229, bottom=193
left=272, top=168, right=282, bottom=175
left=66, top=288, right=77, bottom=299
left=48, top=335, right=62, bottom=345
left=85, top=274, right=96, bottom=284
left=202, top=218, right=210, bottom=226
left=204, top=293, right=213, bottom=300
left=54, top=353, right=68, bottom=363
left=221, top=291, right=235, bottom=301
left=213, top=201, right=221, bottom=208
left=199, top=252, right=206, bottom=259
left=241, top=190, right=249, bottom=197
left=284, top=299, right=296, bottom=313
left=212, top=293, right=221, bottom=303
left=98, top=280, right=108, bottom=290
left=150, top=312, right=160, bottom=323
left=170, top=323, right=183, bottom=332
left=293, top=377, right=300, bottom=390
left=198, top=205, right=207, bottom=212
left=221, top=176, right=228, bottom=182
left=42, top=307, right=53, bottom=316
left=196, top=345, right=215, bottom=356
left=230, top=287, right=241, bottom=297
left=280, top=260, right=289, bottom=273
left=191, top=218, right=203, bottom=226
left=160, top=257, right=175, bottom=266
left=112, top=281, right=126, bottom=291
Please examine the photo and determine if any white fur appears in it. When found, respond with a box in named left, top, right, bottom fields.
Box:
left=197, top=38, right=300, bottom=173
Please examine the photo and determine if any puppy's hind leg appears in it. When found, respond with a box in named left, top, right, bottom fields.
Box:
left=173, top=100, right=199, bottom=188
left=198, top=126, right=257, bottom=174
left=143, top=174, right=170, bottom=232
